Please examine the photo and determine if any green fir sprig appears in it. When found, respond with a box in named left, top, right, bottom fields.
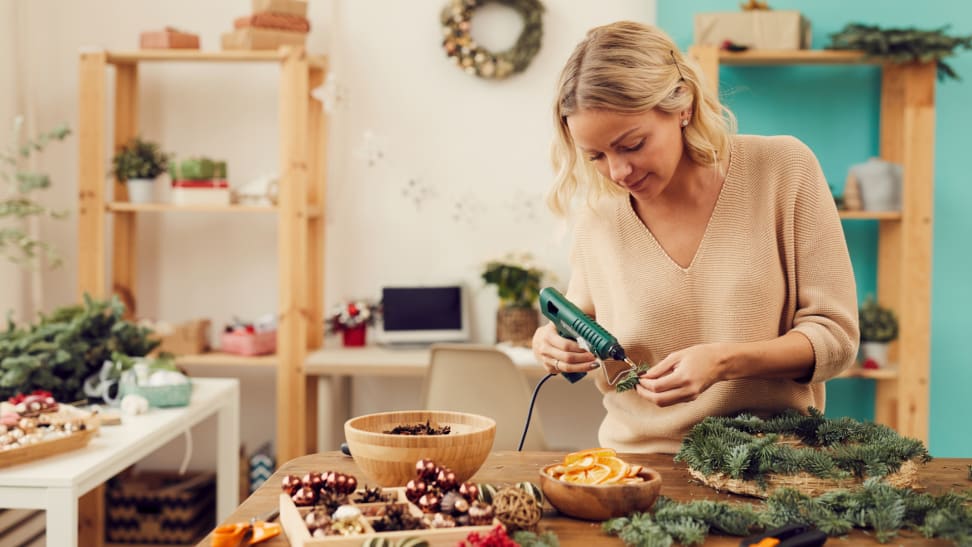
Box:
left=674, top=408, right=931, bottom=486
left=603, top=480, right=972, bottom=546
left=615, top=363, right=650, bottom=393
left=0, top=294, right=159, bottom=402
left=827, top=23, right=972, bottom=81
left=511, top=530, right=560, bottom=547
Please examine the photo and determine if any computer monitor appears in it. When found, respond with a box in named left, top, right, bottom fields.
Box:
left=375, top=284, right=470, bottom=345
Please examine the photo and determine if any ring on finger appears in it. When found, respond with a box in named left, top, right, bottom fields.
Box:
left=554, top=359, right=561, bottom=372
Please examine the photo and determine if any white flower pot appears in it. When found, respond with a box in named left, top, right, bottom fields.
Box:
left=861, top=341, right=890, bottom=368
left=126, top=178, right=155, bottom=203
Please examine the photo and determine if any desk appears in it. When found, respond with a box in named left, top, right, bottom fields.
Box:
left=304, top=345, right=544, bottom=451
left=0, top=377, right=240, bottom=546
left=206, top=451, right=968, bottom=546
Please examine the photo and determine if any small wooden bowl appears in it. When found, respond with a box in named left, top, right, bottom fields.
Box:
left=344, top=410, right=496, bottom=487
left=539, top=463, right=662, bottom=521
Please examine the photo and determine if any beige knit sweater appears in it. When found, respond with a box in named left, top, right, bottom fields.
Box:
left=568, top=135, right=859, bottom=454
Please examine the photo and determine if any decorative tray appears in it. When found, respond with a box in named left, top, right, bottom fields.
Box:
left=279, top=487, right=502, bottom=547
left=0, top=405, right=100, bottom=469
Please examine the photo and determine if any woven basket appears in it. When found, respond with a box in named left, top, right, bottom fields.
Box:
left=689, top=459, right=921, bottom=498
left=120, top=381, right=193, bottom=408
left=496, top=307, right=539, bottom=347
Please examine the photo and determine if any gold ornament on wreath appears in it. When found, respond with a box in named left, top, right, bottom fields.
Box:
left=440, top=0, right=545, bottom=80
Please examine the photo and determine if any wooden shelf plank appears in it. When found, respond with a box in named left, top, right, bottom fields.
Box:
left=107, top=202, right=275, bottom=214
left=176, top=352, right=276, bottom=367
left=107, top=202, right=322, bottom=218
left=837, top=366, right=898, bottom=380
left=839, top=210, right=902, bottom=220
left=717, top=49, right=873, bottom=65
left=105, top=49, right=327, bottom=70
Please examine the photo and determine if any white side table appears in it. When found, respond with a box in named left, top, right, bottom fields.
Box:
left=0, top=377, right=240, bottom=546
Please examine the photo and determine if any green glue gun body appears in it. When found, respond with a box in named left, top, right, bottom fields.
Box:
left=538, top=287, right=636, bottom=383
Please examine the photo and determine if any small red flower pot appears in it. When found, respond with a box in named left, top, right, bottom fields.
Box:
left=342, top=325, right=367, bottom=347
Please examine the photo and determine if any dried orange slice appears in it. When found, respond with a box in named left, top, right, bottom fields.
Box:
left=563, top=447, right=617, bottom=466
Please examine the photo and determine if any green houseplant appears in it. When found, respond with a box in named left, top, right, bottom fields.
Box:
left=0, top=117, right=71, bottom=268
left=111, top=136, right=169, bottom=204
left=859, top=296, right=898, bottom=369
left=482, top=252, right=549, bottom=346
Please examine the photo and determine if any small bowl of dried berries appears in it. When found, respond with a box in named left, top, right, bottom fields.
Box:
left=344, top=410, right=495, bottom=487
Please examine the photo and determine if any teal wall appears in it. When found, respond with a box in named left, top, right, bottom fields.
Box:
left=659, top=1, right=972, bottom=456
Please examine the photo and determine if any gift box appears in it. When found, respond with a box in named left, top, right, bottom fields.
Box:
left=139, top=27, right=200, bottom=50
left=106, top=470, right=215, bottom=544
left=221, top=329, right=277, bottom=356
left=171, top=180, right=231, bottom=206
left=252, top=0, right=307, bottom=17
left=694, top=11, right=811, bottom=50
left=221, top=27, right=306, bottom=51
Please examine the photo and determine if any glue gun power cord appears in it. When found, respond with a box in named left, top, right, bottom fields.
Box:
left=518, top=373, right=557, bottom=452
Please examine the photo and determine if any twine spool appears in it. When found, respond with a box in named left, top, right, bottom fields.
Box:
left=491, top=486, right=541, bottom=533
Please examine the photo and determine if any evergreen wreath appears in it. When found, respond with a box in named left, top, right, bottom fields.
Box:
left=439, top=0, right=544, bottom=80
left=675, top=408, right=931, bottom=498
left=603, top=480, right=972, bottom=546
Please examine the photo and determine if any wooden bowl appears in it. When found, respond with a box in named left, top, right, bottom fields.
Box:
left=539, top=463, right=662, bottom=521
left=344, top=410, right=496, bottom=487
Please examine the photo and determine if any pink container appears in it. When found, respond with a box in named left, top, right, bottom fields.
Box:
left=220, top=330, right=277, bottom=356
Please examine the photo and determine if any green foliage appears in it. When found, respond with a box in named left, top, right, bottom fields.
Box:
left=481, top=252, right=548, bottom=308
left=511, top=530, right=560, bottom=547
left=0, top=294, right=159, bottom=402
left=827, top=23, right=972, bottom=81
left=614, top=363, right=650, bottom=393
left=169, top=156, right=226, bottom=180
left=0, top=117, right=71, bottom=268
left=674, top=409, right=931, bottom=485
left=859, top=296, right=899, bottom=343
left=111, top=136, right=169, bottom=180
left=603, top=482, right=972, bottom=546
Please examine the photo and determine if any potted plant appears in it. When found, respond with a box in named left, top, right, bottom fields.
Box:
left=111, top=136, right=169, bottom=203
left=325, top=300, right=379, bottom=347
left=859, top=296, right=898, bottom=369
left=481, top=252, right=550, bottom=346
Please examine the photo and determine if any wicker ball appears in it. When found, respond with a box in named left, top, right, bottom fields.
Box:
left=491, top=486, right=541, bottom=533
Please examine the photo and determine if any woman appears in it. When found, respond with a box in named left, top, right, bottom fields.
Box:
left=531, top=21, right=859, bottom=453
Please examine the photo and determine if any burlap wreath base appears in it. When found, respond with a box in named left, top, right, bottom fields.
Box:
left=689, top=459, right=921, bottom=499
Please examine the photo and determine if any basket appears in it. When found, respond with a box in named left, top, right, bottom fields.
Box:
left=119, top=381, right=193, bottom=408
left=106, top=470, right=215, bottom=544
left=495, top=307, right=538, bottom=347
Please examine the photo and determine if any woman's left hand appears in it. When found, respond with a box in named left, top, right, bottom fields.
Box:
left=634, top=343, right=728, bottom=407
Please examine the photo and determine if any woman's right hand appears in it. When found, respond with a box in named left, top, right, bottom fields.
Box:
left=531, top=322, right=599, bottom=376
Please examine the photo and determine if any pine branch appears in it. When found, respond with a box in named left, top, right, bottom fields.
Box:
left=614, top=364, right=650, bottom=392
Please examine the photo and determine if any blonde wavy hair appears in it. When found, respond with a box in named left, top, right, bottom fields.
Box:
left=548, top=21, right=737, bottom=217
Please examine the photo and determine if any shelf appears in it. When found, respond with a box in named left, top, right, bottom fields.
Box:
left=716, top=49, right=873, bottom=65
left=103, top=49, right=328, bottom=70
left=838, top=210, right=902, bottom=220
left=107, top=202, right=322, bottom=218
left=837, top=366, right=898, bottom=381
left=176, top=352, right=276, bottom=367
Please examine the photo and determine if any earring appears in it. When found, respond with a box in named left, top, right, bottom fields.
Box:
left=681, top=119, right=688, bottom=127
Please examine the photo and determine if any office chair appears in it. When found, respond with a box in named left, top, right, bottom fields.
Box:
left=421, top=343, right=548, bottom=451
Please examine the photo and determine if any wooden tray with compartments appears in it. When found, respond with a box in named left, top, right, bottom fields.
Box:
left=279, top=488, right=502, bottom=547
left=0, top=409, right=100, bottom=469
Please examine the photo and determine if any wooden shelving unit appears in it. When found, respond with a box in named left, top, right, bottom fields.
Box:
left=77, top=47, right=328, bottom=464
left=690, top=47, right=935, bottom=443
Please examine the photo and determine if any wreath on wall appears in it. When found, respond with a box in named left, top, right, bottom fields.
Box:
left=439, top=0, right=545, bottom=80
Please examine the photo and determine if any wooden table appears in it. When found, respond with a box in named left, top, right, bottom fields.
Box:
left=205, top=451, right=968, bottom=546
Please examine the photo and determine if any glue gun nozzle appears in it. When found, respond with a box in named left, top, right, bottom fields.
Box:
left=624, top=357, right=638, bottom=370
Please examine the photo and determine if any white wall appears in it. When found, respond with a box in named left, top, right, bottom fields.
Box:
left=5, top=0, right=655, bottom=470
left=0, top=1, right=26, bottom=318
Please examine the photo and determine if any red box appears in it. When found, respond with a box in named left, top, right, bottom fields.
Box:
left=221, top=330, right=276, bottom=356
